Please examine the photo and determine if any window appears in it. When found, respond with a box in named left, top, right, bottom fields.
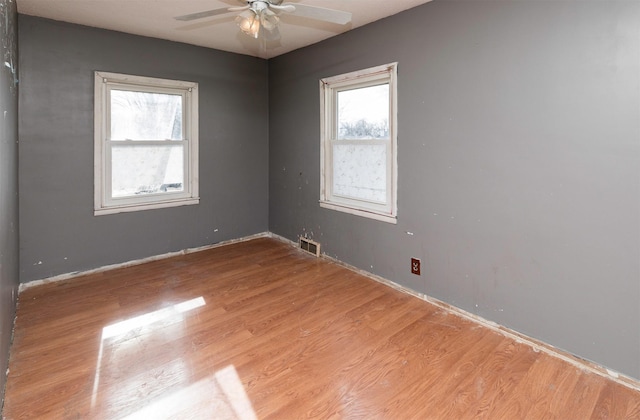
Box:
left=320, top=63, right=398, bottom=223
left=94, top=72, right=199, bottom=215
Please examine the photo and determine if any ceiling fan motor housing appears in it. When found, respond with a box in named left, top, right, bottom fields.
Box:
left=249, top=1, right=269, bottom=13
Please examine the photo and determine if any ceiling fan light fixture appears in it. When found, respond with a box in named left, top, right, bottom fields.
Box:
left=236, top=10, right=261, bottom=39
left=260, top=11, right=279, bottom=32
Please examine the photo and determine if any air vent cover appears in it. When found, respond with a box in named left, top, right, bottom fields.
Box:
left=299, top=237, right=321, bottom=257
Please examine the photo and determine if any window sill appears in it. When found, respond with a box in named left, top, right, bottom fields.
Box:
left=319, top=200, right=397, bottom=224
left=95, top=197, right=199, bottom=216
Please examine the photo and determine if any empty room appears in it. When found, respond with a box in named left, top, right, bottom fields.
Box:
left=1, top=0, right=639, bottom=418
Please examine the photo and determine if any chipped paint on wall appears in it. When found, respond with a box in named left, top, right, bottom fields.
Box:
left=0, top=0, right=18, bottom=94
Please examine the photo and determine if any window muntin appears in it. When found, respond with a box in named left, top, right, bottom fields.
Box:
left=94, top=72, right=199, bottom=215
left=320, top=63, right=398, bottom=223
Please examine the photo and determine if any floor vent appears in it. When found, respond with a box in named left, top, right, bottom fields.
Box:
left=299, top=237, right=321, bottom=257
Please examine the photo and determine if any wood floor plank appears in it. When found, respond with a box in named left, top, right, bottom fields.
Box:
left=3, top=237, right=639, bottom=419
left=590, top=380, right=635, bottom=420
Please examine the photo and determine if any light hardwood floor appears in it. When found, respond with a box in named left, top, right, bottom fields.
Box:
left=3, top=237, right=640, bottom=419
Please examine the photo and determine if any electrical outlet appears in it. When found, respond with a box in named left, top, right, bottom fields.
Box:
left=411, top=258, right=421, bottom=275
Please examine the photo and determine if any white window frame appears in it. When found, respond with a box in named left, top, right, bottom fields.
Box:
left=319, top=63, right=398, bottom=224
left=94, top=71, right=199, bottom=215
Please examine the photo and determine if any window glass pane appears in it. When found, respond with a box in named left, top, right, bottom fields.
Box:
left=337, top=84, right=389, bottom=140
left=111, top=144, right=184, bottom=198
left=333, top=144, right=386, bottom=203
left=110, top=90, right=183, bottom=141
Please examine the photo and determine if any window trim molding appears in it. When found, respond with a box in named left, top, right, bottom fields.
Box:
left=94, top=71, right=199, bottom=216
left=319, top=62, right=398, bottom=224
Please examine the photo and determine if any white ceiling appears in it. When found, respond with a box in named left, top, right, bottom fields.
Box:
left=17, top=0, right=433, bottom=59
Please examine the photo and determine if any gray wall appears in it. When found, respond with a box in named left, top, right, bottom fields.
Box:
left=0, top=0, right=19, bottom=404
left=269, top=1, right=640, bottom=379
left=19, top=16, right=269, bottom=282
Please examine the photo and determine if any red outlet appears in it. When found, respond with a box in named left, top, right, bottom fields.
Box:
left=411, top=258, right=421, bottom=275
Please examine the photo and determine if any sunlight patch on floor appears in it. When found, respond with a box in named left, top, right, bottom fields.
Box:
left=121, top=365, right=257, bottom=420
left=91, top=297, right=207, bottom=410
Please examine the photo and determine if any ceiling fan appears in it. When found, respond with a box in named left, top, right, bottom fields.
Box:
left=174, top=0, right=352, bottom=41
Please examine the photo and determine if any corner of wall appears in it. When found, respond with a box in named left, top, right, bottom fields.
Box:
left=0, top=0, right=20, bottom=409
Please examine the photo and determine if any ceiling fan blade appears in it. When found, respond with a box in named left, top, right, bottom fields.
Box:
left=228, top=5, right=252, bottom=12
left=283, top=3, right=351, bottom=25
left=174, top=7, right=235, bottom=22
left=269, top=4, right=296, bottom=13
